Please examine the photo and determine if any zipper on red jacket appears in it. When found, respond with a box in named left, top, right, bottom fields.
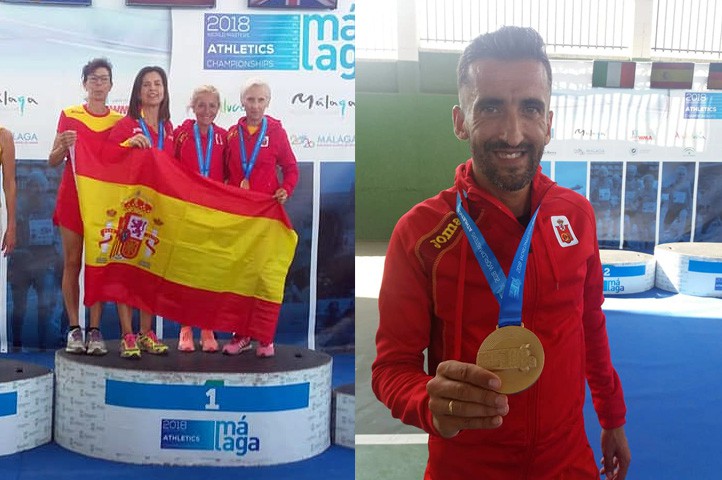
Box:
left=452, top=233, right=468, bottom=360
left=522, top=245, right=541, bottom=479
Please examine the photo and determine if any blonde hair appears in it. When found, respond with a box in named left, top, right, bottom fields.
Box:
left=240, top=78, right=271, bottom=100
left=188, top=85, right=221, bottom=110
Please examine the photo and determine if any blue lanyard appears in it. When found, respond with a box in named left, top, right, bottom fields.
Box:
left=138, top=117, right=164, bottom=151
left=238, top=116, right=267, bottom=180
left=193, top=122, right=213, bottom=178
left=455, top=191, right=540, bottom=327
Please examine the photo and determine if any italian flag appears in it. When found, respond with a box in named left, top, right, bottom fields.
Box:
left=592, top=61, right=636, bottom=88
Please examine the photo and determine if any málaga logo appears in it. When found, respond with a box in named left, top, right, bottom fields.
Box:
left=97, top=192, right=162, bottom=268
left=301, top=3, right=354, bottom=79
left=160, top=417, right=261, bottom=457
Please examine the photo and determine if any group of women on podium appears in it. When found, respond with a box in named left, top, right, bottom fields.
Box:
left=44, top=58, right=298, bottom=359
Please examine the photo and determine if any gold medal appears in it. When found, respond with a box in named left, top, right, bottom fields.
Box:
left=240, top=178, right=250, bottom=189
left=476, top=325, right=544, bottom=394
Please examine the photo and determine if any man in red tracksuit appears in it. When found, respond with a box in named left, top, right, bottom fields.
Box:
left=372, top=26, right=631, bottom=479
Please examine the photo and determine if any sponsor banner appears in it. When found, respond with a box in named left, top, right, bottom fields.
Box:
left=170, top=0, right=355, bottom=161
left=684, top=92, right=722, bottom=119
left=204, top=14, right=301, bottom=71
left=103, top=406, right=308, bottom=461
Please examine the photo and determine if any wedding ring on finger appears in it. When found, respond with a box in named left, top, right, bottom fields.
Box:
left=448, top=399, right=454, bottom=416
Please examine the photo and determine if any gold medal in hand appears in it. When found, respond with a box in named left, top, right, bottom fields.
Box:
left=476, top=325, right=544, bottom=394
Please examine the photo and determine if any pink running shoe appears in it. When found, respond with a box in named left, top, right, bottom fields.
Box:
left=222, top=334, right=252, bottom=355
left=178, top=326, right=195, bottom=352
left=256, top=342, right=275, bottom=358
left=200, top=329, right=219, bottom=353
left=120, top=333, right=141, bottom=359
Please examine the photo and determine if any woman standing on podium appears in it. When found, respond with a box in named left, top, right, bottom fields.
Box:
left=222, top=78, right=299, bottom=358
left=48, top=58, right=122, bottom=356
left=172, top=85, right=228, bottom=353
left=107, top=65, right=174, bottom=359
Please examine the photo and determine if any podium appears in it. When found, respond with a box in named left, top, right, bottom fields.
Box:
left=54, top=342, right=332, bottom=465
left=0, top=359, right=53, bottom=456
left=332, top=383, right=354, bottom=449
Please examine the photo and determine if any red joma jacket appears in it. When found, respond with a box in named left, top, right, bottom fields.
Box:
left=372, top=159, right=626, bottom=479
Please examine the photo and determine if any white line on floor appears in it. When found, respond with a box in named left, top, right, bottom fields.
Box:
left=355, top=434, right=429, bottom=445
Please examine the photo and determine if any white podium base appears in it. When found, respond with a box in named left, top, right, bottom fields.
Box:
left=655, top=242, right=722, bottom=297
left=54, top=342, right=332, bottom=466
left=332, top=383, right=354, bottom=449
left=0, top=359, right=53, bottom=456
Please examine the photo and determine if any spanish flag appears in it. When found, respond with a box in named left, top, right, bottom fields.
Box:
left=650, top=62, right=694, bottom=89
left=72, top=140, right=298, bottom=342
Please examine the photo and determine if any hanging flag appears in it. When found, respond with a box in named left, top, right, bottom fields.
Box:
left=592, top=61, right=636, bottom=88
left=248, top=0, right=337, bottom=8
left=72, top=140, right=298, bottom=342
left=708, top=63, right=722, bottom=90
left=650, top=62, right=694, bottom=89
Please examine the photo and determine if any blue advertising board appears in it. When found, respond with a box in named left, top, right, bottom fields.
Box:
left=204, top=14, right=300, bottom=70
left=684, top=92, right=722, bottom=119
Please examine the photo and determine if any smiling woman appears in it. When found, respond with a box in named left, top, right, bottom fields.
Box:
left=107, top=65, right=175, bottom=359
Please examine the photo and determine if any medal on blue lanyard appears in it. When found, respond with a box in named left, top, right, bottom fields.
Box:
left=455, top=190, right=545, bottom=394
left=138, top=117, right=164, bottom=151
left=193, top=122, right=213, bottom=178
left=238, top=116, right=267, bottom=189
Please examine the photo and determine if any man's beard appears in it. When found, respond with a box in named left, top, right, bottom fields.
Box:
left=472, top=140, right=543, bottom=192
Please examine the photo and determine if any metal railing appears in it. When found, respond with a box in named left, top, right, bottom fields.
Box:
left=359, top=0, right=722, bottom=61
left=419, top=0, right=633, bottom=56
left=652, top=0, right=722, bottom=59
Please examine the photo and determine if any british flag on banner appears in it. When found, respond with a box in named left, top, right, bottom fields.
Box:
left=248, top=0, right=337, bottom=8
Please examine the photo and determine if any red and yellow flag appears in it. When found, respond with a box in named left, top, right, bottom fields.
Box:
left=73, top=140, right=298, bottom=342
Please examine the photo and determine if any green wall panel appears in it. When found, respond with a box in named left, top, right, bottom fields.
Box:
left=356, top=92, right=470, bottom=241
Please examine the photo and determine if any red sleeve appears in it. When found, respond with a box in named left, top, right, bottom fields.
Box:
left=107, top=116, right=134, bottom=146
left=583, top=224, right=627, bottom=430
left=173, top=124, right=184, bottom=160
left=371, top=213, right=440, bottom=435
left=56, top=110, right=71, bottom=161
left=275, top=125, right=298, bottom=196
left=225, top=125, right=240, bottom=186
left=57, top=110, right=69, bottom=133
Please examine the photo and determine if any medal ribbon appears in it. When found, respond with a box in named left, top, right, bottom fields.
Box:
left=193, top=122, right=213, bottom=177
left=238, top=116, right=267, bottom=181
left=456, top=191, right=540, bottom=327
left=138, top=117, right=164, bottom=151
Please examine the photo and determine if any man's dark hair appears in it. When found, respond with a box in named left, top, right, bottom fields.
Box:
left=82, top=58, right=113, bottom=85
left=457, top=26, right=552, bottom=104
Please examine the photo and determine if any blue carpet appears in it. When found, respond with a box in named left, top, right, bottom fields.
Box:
left=584, top=289, right=722, bottom=479
left=0, top=351, right=354, bottom=479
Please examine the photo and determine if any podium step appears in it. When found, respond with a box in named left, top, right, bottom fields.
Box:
left=54, top=341, right=332, bottom=466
